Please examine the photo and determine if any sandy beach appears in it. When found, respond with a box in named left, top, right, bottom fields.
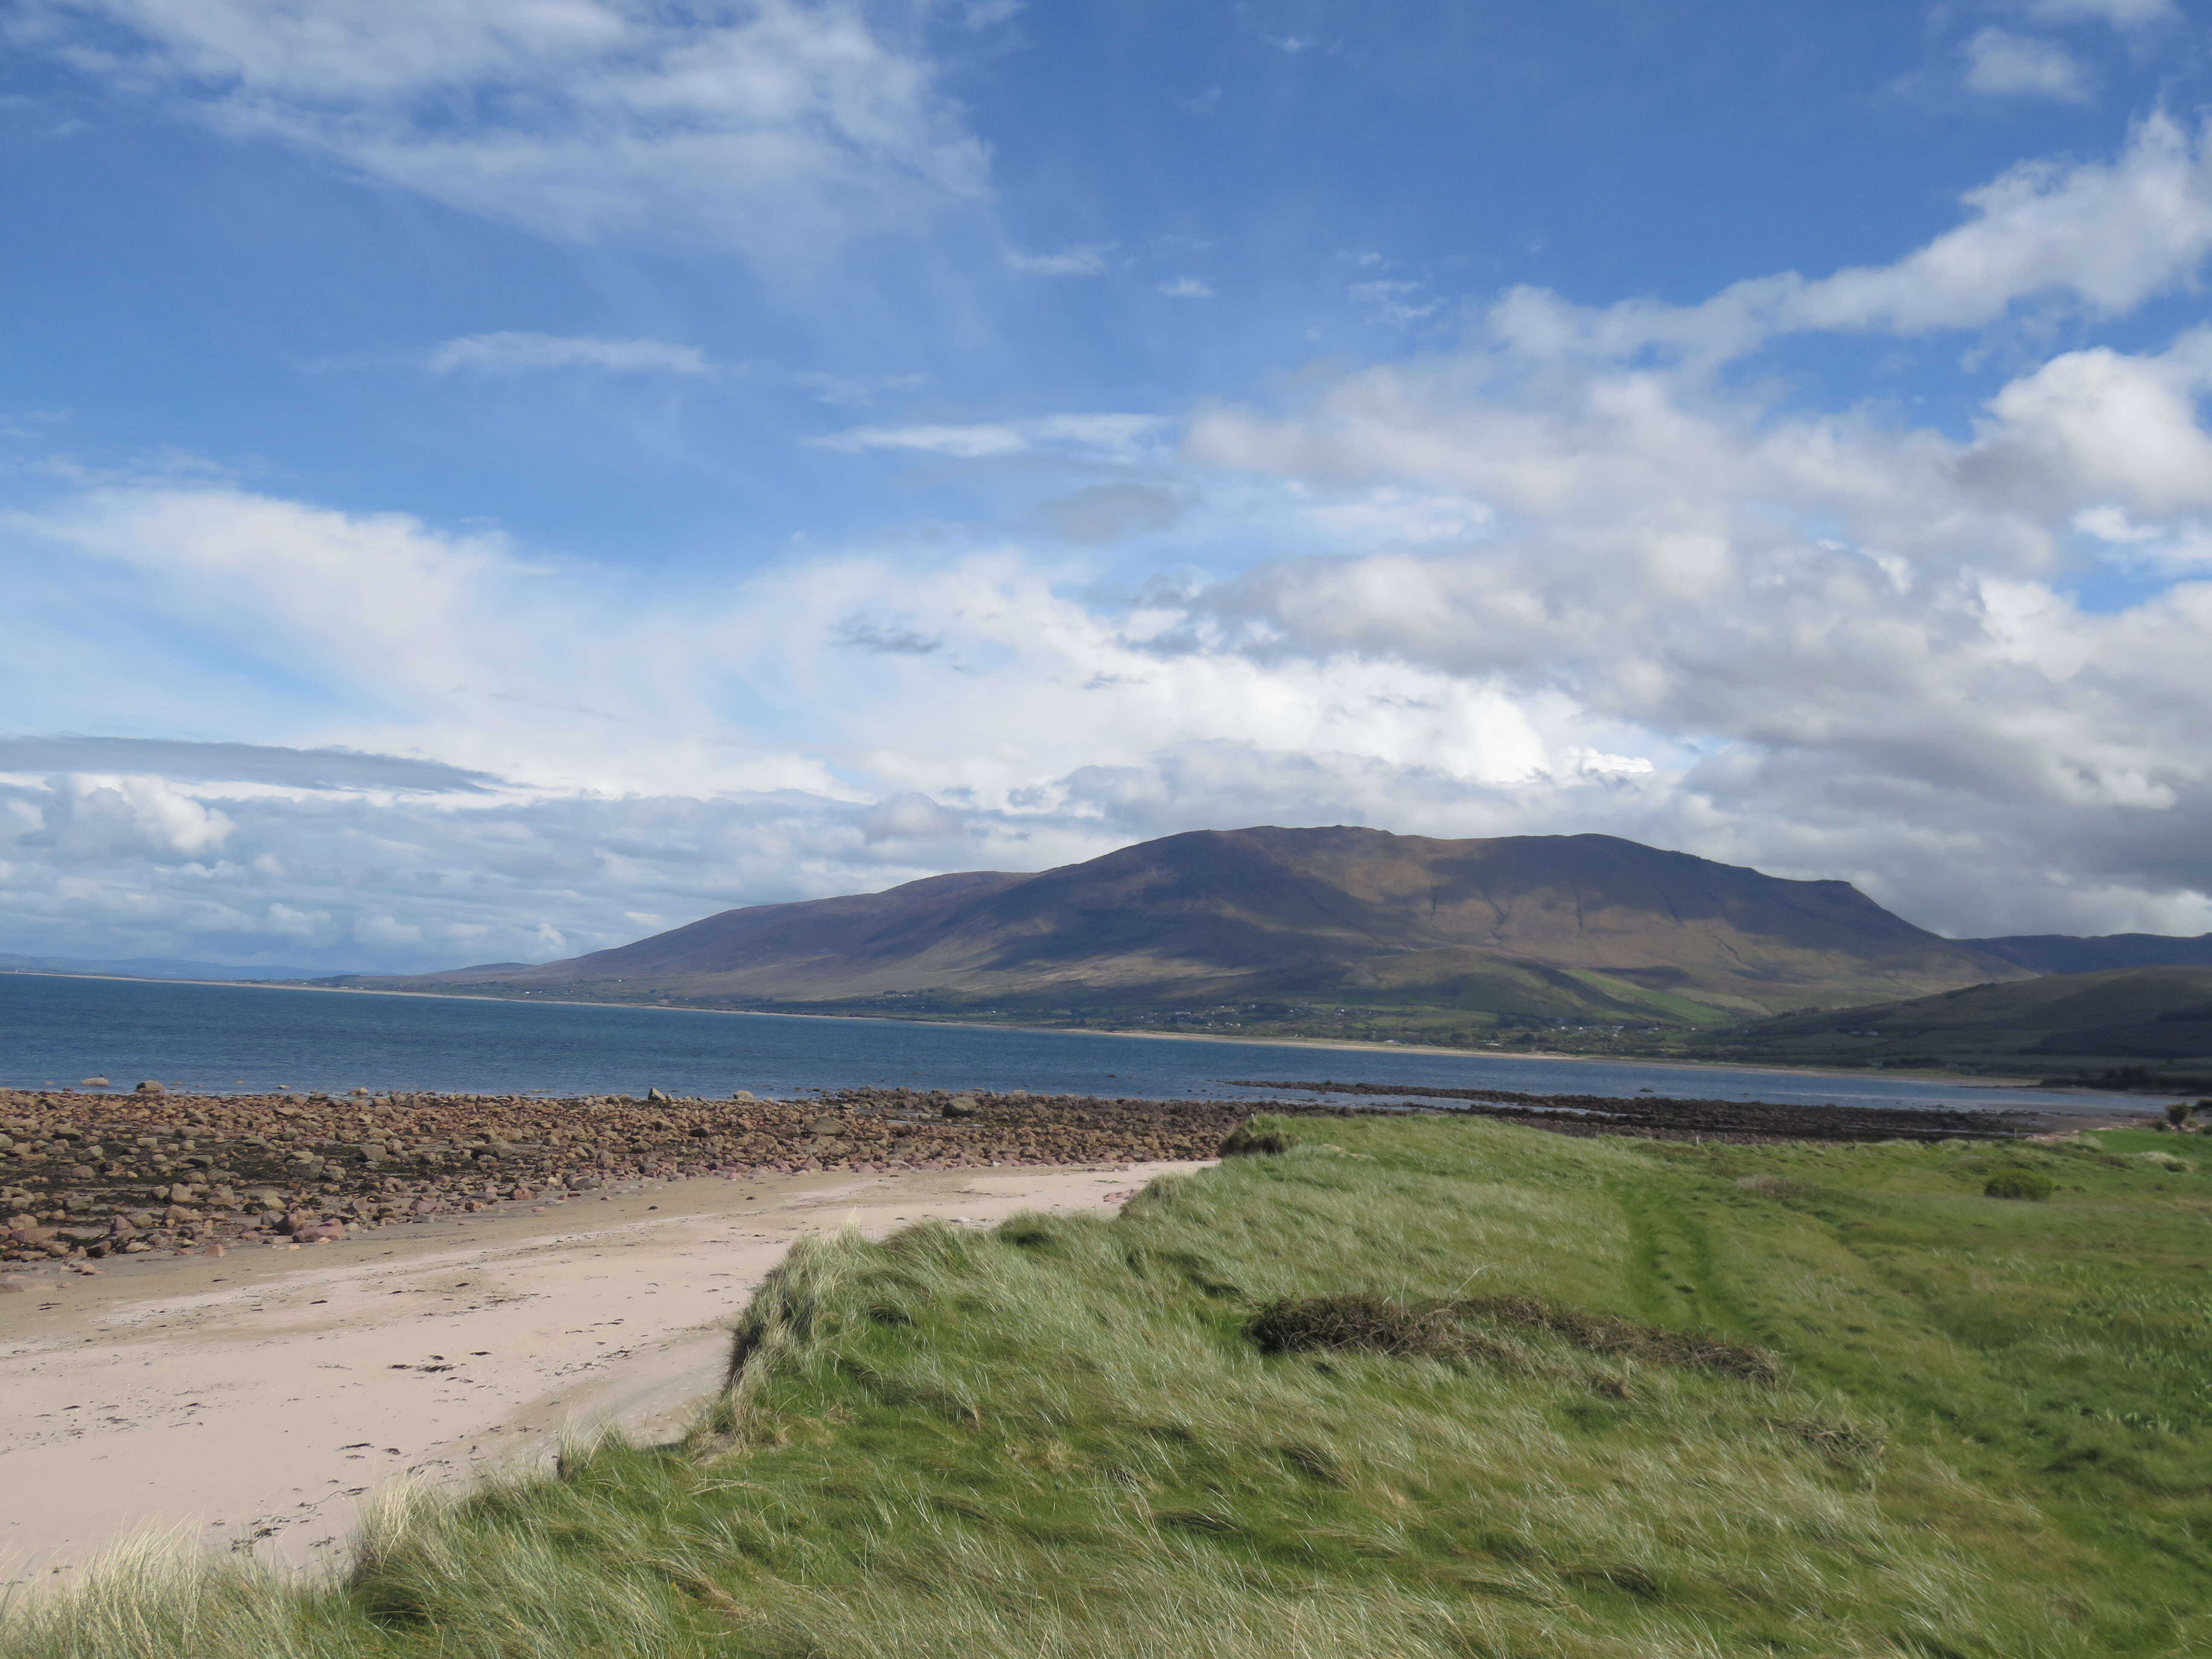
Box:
left=0, top=1157, right=1208, bottom=1592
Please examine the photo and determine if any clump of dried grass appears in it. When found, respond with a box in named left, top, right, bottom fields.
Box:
left=1247, top=1292, right=1783, bottom=1382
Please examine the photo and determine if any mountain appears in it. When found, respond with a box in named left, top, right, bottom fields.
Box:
left=1959, top=933, right=2212, bottom=975
left=396, top=827, right=2028, bottom=1021
left=1736, top=965, right=2212, bottom=1076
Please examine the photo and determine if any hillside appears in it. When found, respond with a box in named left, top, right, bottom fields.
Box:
left=396, top=827, right=2027, bottom=1022
left=1961, top=931, right=2212, bottom=974
left=1730, top=964, right=2212, bottom=1077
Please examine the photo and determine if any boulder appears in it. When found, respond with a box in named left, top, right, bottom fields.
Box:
left=646, top=1087, right=672, bottom=1103
left=80, top=1077, right=110, bottom=1088
left=134, top=1081, right=164, bottom=1094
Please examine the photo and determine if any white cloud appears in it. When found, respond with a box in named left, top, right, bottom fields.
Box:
left=38, top=776, right=235, bottom=862
left=1480, top=114, right=2212, bottom=361
left=427, top=332, right=712, bottom=375
left=1158, top=276, right=1215, bottom=299
left=28, top=0, right=989, bottom=256
left=1007, top=244, right=1113, bottom=276
left=812, top=412, right=1169, bottom=460
left=1962, top=29, right=2089, bottom=102
left=14, top=120, right=2212, bottom=963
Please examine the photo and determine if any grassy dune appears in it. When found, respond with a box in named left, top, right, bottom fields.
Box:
left=10, top=1116, right=2212, bottom=1657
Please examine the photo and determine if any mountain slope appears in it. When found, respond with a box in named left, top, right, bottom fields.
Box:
left=1734, top=964, right=2212, bottom=1073
left=405, top=827, right=2025, bottom=1020
left=1961, top=932, right=2212, bottom=975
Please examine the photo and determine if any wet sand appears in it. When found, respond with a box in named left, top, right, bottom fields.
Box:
left=0, top=1158, right=1207, bottom=1591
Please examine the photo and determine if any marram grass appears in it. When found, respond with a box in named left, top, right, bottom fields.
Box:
left=7, top=1115, right=2211, bottom=1657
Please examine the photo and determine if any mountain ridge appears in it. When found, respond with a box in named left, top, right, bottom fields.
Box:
left=396, top=826, right=2029, bottom=1021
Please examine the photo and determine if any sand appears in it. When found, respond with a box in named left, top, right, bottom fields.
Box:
left=0, top=1158, right=1209, bottom=1592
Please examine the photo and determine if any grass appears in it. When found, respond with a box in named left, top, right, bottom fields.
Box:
left=8, top=1115, right=2212, bottom=1657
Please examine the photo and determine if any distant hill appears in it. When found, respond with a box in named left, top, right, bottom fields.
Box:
left=0, top=953, right=341, bottom=982
left=1959, top=933, right=2212, bottom=975
left=1735, top=965, right=2212, bottom=1077
left=390, top=827, right=2028, bottom=1021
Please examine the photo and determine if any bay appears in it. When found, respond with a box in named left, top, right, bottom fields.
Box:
left=0, top=970, right=2125, bottom=1115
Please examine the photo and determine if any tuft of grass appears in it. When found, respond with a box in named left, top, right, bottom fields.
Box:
left=9, top=1110, right=2212, bottom=1657
left=1984, top=1166, right=2055, bottom=1200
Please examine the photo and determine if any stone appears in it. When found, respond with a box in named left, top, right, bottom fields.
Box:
left=80, top=1077, right=110, bottom=1088
left=731, top=1090, right=756, bottom=1102
left=134, top=1080, right=164, bottom=1094
left=807, top=1115, right=843, bottom=1134
left=646, top=1087, right=672, bottom=1103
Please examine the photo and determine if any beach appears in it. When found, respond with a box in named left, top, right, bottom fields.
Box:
left=0, top=1157, right=1207, bottom=1592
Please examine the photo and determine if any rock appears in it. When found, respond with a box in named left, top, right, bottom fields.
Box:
left=204, top=1243, right=226, bottom=1257
left=731, top=1090, right=756, bottom=1102
left=0, top=1277, right=24, bottom=1293
left=646, top=1087, right=672, bottom=1103
left=80, top=1077, right=110, bottom=1088
left=807, top=1115, right=843, bottom=1134
left=134, top=1080, right=164, bottom=1094
left=943, top=1095, right=980, bottom=1119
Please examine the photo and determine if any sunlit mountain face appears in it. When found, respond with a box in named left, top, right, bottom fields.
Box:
left=6, top=0, right=2212, bottom=973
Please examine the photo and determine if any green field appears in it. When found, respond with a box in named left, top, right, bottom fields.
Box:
left=11, top=1116, right=2212, bottom=1658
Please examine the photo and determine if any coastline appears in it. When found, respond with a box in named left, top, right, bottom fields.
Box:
left=0, top=1157, right=1207, bottom=1592
left=0, top=968, right=2099, bottom=1094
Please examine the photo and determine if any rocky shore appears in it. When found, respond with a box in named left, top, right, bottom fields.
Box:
left=1, top=1084, right=1319, bottom=1267
left=1, top=1077, right=2055, bottom=1269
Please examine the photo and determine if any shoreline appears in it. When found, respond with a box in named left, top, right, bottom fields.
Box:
left=0, top=1157, right=1208, bottom=1592
left=0, top=969, right=2115, bottom=1097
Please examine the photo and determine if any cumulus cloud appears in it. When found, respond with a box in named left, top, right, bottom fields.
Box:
left=1158, top=276, right=1215, bottom=299
left=427, top=332, right=713, bottom=375
left=23, top=0, right=989, bottom=256
left=13, top=117, right=2212, bottom=965
left=1962, top=29, right=2090, bottom=102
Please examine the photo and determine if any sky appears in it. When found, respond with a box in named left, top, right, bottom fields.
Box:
left=7, top=0, right=2212, bottom=972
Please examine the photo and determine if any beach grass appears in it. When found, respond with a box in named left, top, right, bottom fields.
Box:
left=7, top=1114, right=2211, bottom=1657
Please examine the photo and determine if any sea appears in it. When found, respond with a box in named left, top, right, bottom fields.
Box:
left=0, top=970, right=2134, bottom=1117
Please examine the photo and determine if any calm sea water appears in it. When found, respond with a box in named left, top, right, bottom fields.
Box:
left=0, top=971, right=2122, bottom=1115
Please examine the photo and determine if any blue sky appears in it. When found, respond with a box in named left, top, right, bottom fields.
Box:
left=6, top=0, right=2212, bottom=970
